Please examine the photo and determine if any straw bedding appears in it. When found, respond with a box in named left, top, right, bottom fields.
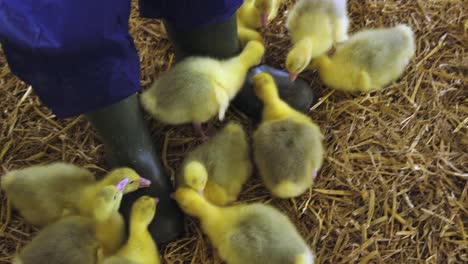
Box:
left=0, top=0, right=467, bottom=263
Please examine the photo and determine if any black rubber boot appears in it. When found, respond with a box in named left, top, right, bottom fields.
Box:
left=164, top=15, right=317, bottom=122
left=85, top=94, right=184, bottom=245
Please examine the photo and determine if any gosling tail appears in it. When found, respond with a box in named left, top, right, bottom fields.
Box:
left=396, top=24, right=416, bottom=56
left=272, top=180, right=307, bottom=198
left=397, top=24, right=414, bottom=39
left=295, top=251, right=316, bottom=264
left=0, top=172, right=15, bottom=191
left=12, top=256, right=24, bottom=264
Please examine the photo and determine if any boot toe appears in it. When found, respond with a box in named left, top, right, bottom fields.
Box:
left=233, top=65, right=317, bottom=121
left=148, top=196, right=185, bottom=245
left=120, top=188, right=185, bottom=245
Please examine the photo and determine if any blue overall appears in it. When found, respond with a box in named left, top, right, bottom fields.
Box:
left=0, top=0, right=243, bottom=118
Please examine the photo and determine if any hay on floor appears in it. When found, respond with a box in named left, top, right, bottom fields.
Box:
left=1, top=0, right=467, bottom=263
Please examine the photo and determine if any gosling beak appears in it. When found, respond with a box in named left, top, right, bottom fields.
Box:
left=138, top=177, right=152, bottom=188
left=116, top=177, right=129, bottom=191
left=261, top=13, right=268, bottom=27
left=154, top=197, right=160, bottom=205
left=289, top=72, right=298, bottom=81
left=198, top=189, right=204, bottom=196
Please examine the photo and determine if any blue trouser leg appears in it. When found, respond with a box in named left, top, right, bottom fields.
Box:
left=139, top=0, right=243, bottom=28
left=0, top=0, right=243, bottom=118
left=0, top=0, right=140, bottom=118
left=0, top=0, right=245, bottom=244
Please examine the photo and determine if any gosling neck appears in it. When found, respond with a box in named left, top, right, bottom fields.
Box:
left=261, top=94, right=291, bottom=121
left=189, top=195, right=221, bottom=221
left=260, top=87, right=280, bottom=106
left=94, top=210, right=114, bottom=225
left=259, top=86, right=280, bottom=105
left=293, top=37, right=313, bottom=67
left=96, top=172, right=118, bottom=189
left=221, top=47, right=262, bottom=96
left=79, top=185, right=102, bottom=216
left=79, top=180, right=114, bottom=216
left=129, top=217, right=150, bottom=236
left=312, top=54, right=332, bottom=71
left=81, top=180, right=108, bottom=203
left=236, top=44, right=262, bottom=69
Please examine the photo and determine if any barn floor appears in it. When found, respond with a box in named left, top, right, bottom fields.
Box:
left=0, top=0, right=467, bottom=263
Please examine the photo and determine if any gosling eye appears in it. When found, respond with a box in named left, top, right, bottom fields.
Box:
left=113, top=195, right=117, bottom=200
left=129, top=180, right=135, bottom=184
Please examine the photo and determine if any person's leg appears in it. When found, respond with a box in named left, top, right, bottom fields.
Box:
left=144, top=1, right=317, bottom=121
left=0, top=0, right=183, bottom=244
left=84, top=95, right=184, bottom=244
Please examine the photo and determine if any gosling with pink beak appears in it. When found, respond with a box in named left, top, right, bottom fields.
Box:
left=286, top=0, right=350, bottom=80
left=0, top=163, right=146, bottom=227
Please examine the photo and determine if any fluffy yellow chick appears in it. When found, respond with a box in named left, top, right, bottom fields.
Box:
left=103, top=196, right=160, bottom=264
left=176, top=122, right=252, bottom=205
left=13, top=216, right=100, bottom=264
left=252, top=73, right=324, bottom=198
left=286, top=0, right=349, bottom=80
left=238, top=0, right=283, bottom=29
left=13, top=185, right=125, bottom=264
left=312, top=24, right=416, bottom=92
left=175, top=187, right=315, bottom=264
left=141, top=41, right=265, bottom=139
left=237, top=0, right=283, bottom=46
left=238, top=25, right=264, bottom=48
left=177, top=161, right=208, bottom=195
left=0, top=162, right=148, bottom=226
left=93, top=183, right=127, bottom=257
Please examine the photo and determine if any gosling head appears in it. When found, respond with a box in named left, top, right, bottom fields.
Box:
left=131, top=196, right=158, bottom=227
left=253, top=72, right=278, bottom=102
left=286, top=39, right=313, bottom=81
left=107, top=167, right=151, bottom=194
left=174, top=187, right=203, bottom=216
left=254, top=0, right=275, bottom=27
left=183, top=161, right=208, bottom=195
left=93, top=181, right=126, bottom=221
